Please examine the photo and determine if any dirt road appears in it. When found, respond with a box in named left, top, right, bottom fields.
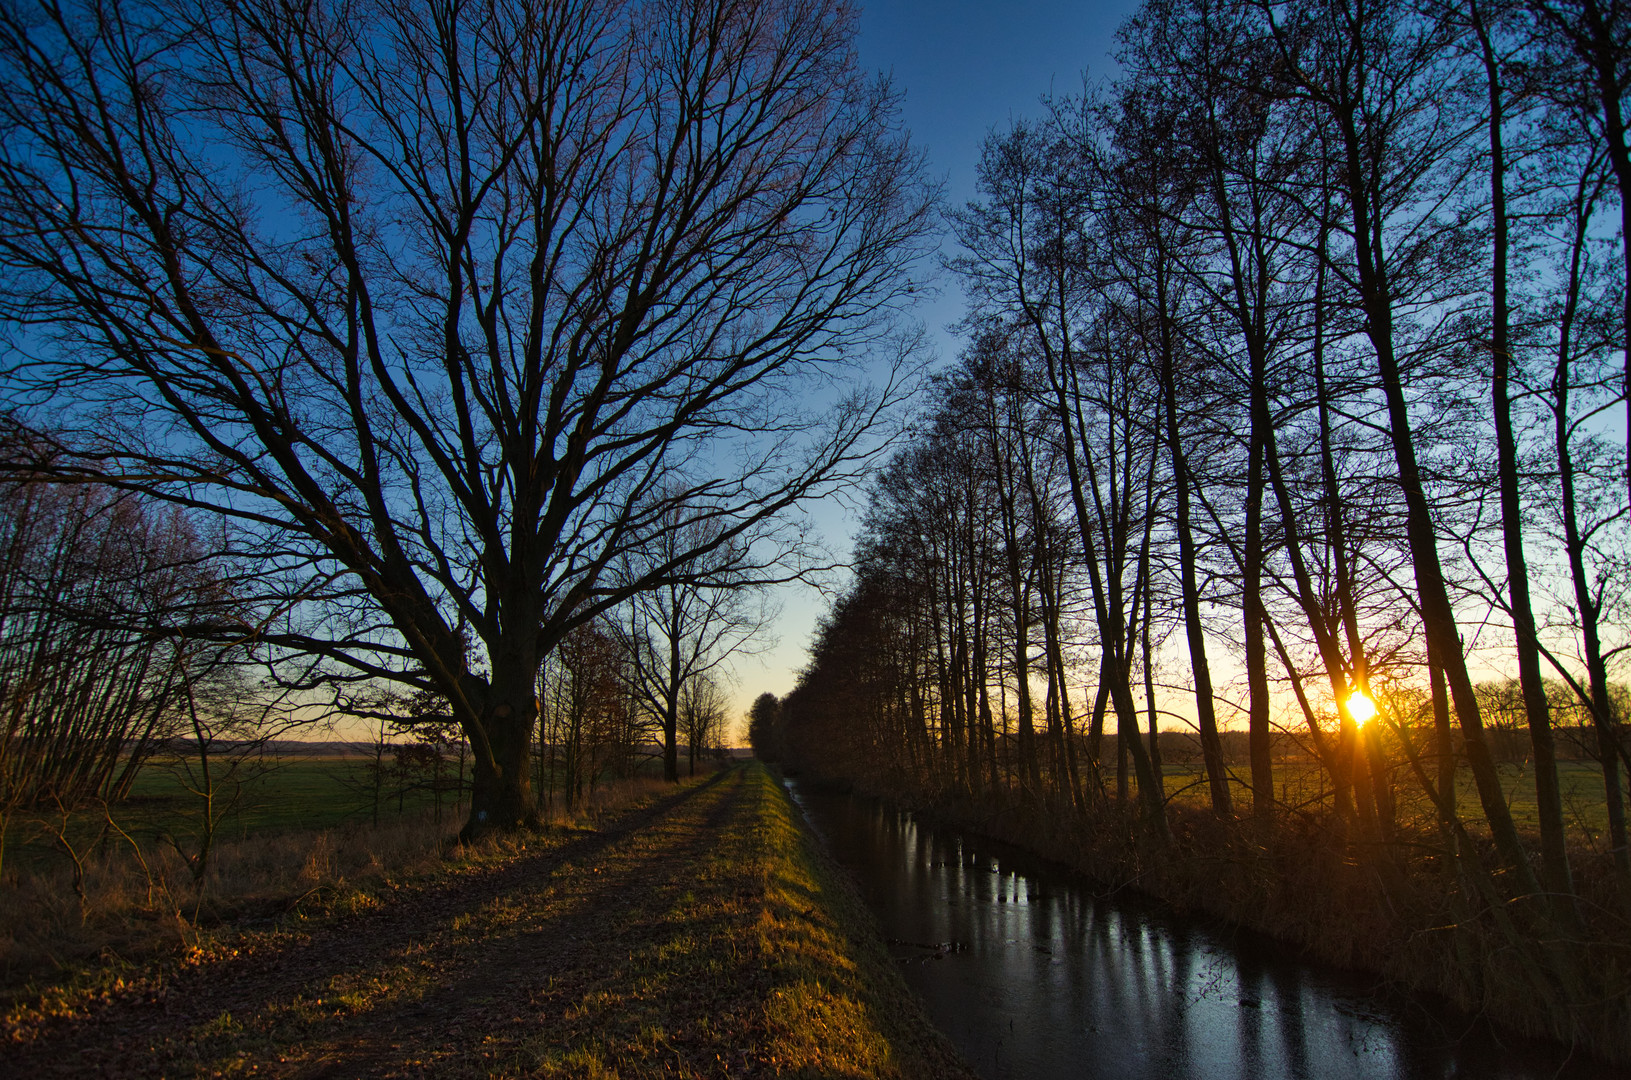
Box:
left=1, top=764, right=972, bottom=1078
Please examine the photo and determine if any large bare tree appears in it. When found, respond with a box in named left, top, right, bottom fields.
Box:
left=0, top=0, right=932, bottom=831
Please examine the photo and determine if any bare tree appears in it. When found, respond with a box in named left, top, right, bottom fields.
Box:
left=0, top=466, right=231, bottom=819
left=0, top=0, right=934, bottom=832
left=1528, top=0, right=1631, bottom=507
left=539, top=616, right=634, bottom=810
left=677, top=670, right=729, bottom=775
left=1529, top=101, right=1631, bottom=873
left=612, top=504, right=777, bottom=782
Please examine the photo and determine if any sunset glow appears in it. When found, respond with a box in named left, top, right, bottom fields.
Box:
left=1346, top=691, right=1377, bottom=726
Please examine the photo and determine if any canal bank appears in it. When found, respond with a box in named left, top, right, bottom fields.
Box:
left=783, top=773, right=1628, bottom=1080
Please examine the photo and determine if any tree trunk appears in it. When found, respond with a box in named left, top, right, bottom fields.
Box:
left=1142, top=583, right=1164, bottom=790
left=1159, top=280, right=1232, bottom=817
left=663, top=626, right=683, bottom=783
left=1429, top=643, right=1457, bottom=834
left=1087, top=664, right=1111, bottom=802
left=1243, top=418, right=1273, bottom=817
left=663, top=697, right=680, bottom=784
left=463, top=662, right=539, bottom=835
left=1475, top=1, right=1574, bottom=901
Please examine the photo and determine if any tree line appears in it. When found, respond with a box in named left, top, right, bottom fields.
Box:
left=766, top=0, right=1631, bottom=1042
left=0, top=468, right=215, bottom=810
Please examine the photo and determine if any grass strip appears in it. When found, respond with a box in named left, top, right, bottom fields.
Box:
left=507, top=760, right=975, bottom=1079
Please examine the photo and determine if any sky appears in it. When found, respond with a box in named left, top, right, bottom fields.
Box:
left=724, top=0, right=1142, bottom=738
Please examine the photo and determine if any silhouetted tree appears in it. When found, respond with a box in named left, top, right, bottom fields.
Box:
left=0, top=0, right=934, bottom=834
left=746, top=692, right=783, bottom=763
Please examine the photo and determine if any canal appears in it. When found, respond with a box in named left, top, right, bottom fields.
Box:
left=784, top=777, right=1622, bottom=1080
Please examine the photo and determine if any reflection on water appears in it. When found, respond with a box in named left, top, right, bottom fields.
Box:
left=785, top=779, right=1620, bottom=1080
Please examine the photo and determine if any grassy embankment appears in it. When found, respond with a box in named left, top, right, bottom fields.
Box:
left=509, top=761, right=972, bottom=1079
left=2, top=761, right=973, bottom=1078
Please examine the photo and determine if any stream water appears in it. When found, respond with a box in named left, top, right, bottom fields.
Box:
left=783, top=777, right=1625, bottom=1080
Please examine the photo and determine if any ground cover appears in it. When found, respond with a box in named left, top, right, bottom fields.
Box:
left=1156, top=759, right=1618, bottom=838
left=1, top=754, right=446, bottom=879
left=0, top=762, right=974, bottom=1079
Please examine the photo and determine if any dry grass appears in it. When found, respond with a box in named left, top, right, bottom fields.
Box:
left=502, top=762, right=974, bottom=1079
left=0, top=771, right=683, bottom=997
left=538, top=773, right=681, bottom=830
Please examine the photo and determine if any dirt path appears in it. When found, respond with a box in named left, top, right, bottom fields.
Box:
left=2, top=768, right=764, bottom=1077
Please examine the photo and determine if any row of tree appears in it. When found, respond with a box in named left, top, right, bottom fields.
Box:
left=777, top=0, right=1631, bottom=930
left=0, top=425, right=250, bottom=820
left=539, top=618, right=735, bottom=809
left=0, top=467, right=759, bottom=815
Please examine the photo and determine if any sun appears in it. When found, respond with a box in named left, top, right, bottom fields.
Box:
left=1345, top=690, right=1377, bottom=726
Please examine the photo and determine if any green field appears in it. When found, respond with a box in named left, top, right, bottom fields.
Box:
left=1156, top=758, right=1619, bottom=841
left=1, top=754, right=456, bottom=875
left=1, top=749, right=685, bottom=875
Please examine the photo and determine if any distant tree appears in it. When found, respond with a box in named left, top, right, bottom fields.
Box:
left=677, top=672, right=730, bottom=776
left=614, top=506, right=779, bottom=782
left=387, top=693, right=467, bottom=824
left=540, top=618, right=635, bottom=810
left=747, top=692, right=783, bottom=764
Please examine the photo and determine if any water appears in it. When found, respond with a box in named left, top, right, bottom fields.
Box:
left=784, top=778, right=1625, bottom=1080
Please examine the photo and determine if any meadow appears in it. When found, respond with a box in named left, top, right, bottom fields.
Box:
left=1, top=751, right=451, bottom=877
left=0, top=748, right=670, bottom=993
left=0, top=745, right=681, bottom=874
left=1155, top=758, right=1619, bottom=845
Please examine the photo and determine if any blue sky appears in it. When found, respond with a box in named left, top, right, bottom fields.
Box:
left=727, top=0, right=1141, bottom=733
left=860, top=0, right=1133, bottom=206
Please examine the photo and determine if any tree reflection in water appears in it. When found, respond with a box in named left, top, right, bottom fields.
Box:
left=786, top=780, right=1621, bottom=1080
